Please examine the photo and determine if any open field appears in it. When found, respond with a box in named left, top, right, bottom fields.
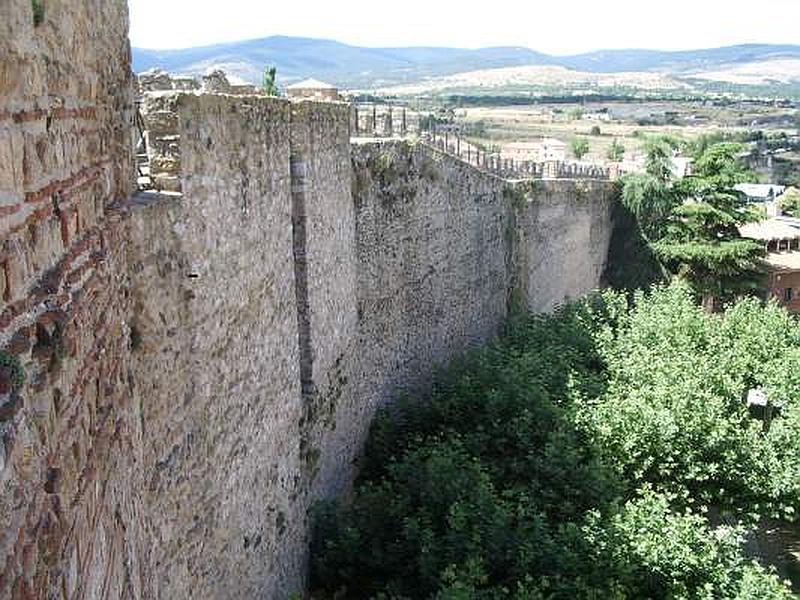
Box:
left=451, top=100, right=799, bottom=167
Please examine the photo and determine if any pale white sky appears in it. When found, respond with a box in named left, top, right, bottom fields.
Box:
left=129, top=0, right=800, bottom=54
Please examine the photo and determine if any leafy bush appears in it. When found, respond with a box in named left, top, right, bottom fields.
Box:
left=607, top=138, right=625, bottom=162
left=571, top=137, right=590, bottom=160
left=310, top=284, right=798, bottom=599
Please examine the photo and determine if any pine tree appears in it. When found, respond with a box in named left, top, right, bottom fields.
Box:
left=620, top=140, right=765, bottom=309
left=653, top=143, right=765, bottom=308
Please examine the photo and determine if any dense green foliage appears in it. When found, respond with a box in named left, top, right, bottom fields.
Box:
left=311, top=285, right=799, bottom=599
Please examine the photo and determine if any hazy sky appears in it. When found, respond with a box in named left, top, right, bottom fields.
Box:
left=129, top=0, right=800, bottom=54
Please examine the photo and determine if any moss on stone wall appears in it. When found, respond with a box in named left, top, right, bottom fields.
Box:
left=0, top=351, right=25, bottom=394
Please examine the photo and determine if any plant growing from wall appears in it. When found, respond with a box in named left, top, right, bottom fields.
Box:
left=31, top=0, right=44, bottom=26
left=262, top=65, right=278, bottom=96
left=0, top=351, right=25, bottom=394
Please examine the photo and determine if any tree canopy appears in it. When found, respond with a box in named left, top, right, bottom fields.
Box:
left=779, top=187, right=800, bottom=217
left=618, top=139, right=765, bottom=307
left=572, top=137, right=590, bottom=160
left=311, top=285, right=799, bottom=599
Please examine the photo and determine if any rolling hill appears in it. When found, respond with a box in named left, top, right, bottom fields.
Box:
left=132, top=37, right=800, bottom=91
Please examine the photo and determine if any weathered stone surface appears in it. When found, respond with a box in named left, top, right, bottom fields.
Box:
left=128, top=93, right=307, bottom=599
left=0, top=1, right=136, bottom=598
left=201, top=70, right=230, bottom=93
left=311, top=141, right=513, bottom=500
left=514, top=180, right=616, bottom=313
left=0, top=4, right=617, bottom=596
left=138, top=68, right=174, bottom=92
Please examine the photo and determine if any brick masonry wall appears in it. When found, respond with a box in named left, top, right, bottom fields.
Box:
left=0, top=0, right=133, bottom=298
left=0, top=1, right=137, bottom=598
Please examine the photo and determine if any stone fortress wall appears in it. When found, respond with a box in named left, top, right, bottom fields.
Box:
left=0, top=2, right=616, bottom=598
left=0, top=1, right=144, bottom=598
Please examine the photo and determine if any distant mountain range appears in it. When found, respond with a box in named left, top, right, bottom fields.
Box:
left=132, top=37, right=800, bottom=90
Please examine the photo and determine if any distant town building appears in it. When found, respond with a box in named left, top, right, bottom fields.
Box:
left=670, top=157, right=693, bottom=179
left=286, top=78, right=340, bottom=101
left=736, top=183, right=787, bottom=217
left=736, top=183, right=786, bottom=201
left=740, top=216, right=800, bottom=312
left=583, top=112, right=612, bottom=122
left=613, top=153, right=691, bottom=177
left=501, top=138, right=567, bottom=162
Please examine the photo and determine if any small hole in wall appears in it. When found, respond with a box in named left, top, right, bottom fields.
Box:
left=33, top=323, right=52, bottom=356
left=51, top=192, right=62, bottom=218
left=53, top=388, right=62, bottom=415
left=31, top=0, right=44, bottom=27
left=129, top=325, right=142, bottom=352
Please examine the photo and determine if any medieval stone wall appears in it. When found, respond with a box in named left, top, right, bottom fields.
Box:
left=514, top=180, right=616, bottom=314
left=306, top=141, right=514, bottom=502
left=306, top=142, right=616, bottom=511
left=127, top=93, right=308, bottom=599
left=0, top=3, right=617, bottom=595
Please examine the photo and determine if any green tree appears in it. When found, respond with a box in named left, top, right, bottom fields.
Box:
left=644, top=134, right=682, bottom=183
left=651, top=143, right=765, bottom=308
left=262, top=65, right=278, bottom=96
left=779, top=187, right=800, bottom=216
left=607, top=138, right=625, bottom=162
left=310, top=285, right=800, bottom=599
left=571, top=137, right=590, bottom=160
left=620, top=140, right=765, bottom=308
left=590, top=125, right=602, bottom=136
